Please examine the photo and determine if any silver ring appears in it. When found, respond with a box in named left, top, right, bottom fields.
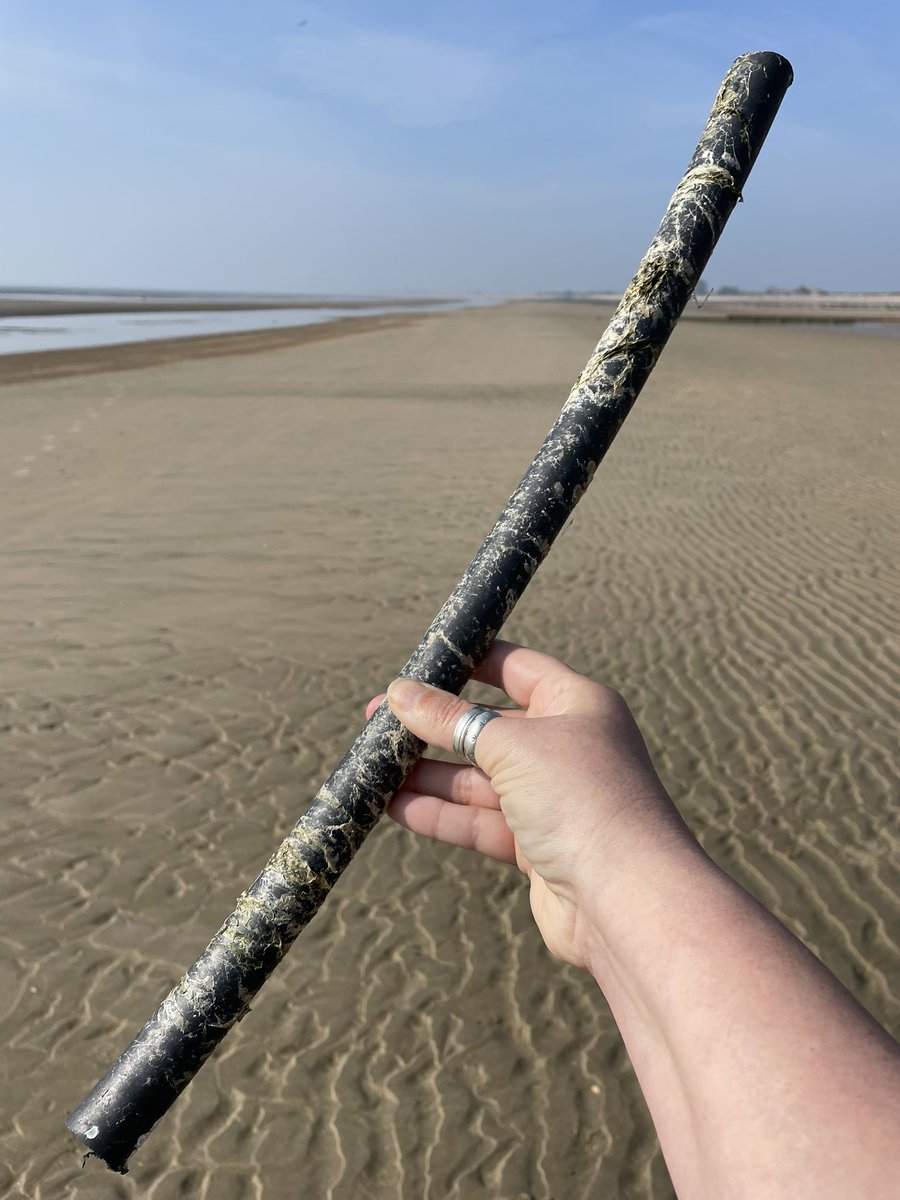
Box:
left=451, top=705, right=501, bottom=766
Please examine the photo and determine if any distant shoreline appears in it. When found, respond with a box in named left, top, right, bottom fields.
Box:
left=4, top=296, right=899, bottom=387
left=0, top=295, right=455, bottom=319
left=0, top=309, right=438, bottom=386
left=551, top=293, right=900, bottom=324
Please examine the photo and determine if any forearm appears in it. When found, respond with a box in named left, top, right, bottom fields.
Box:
left=579, top=841, right=900, bottom=1199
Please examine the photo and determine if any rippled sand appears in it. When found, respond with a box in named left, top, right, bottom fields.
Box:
left=2, top=303, right=898, bottom=1199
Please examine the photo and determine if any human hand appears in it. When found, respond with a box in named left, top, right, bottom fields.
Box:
left=373, top=646, right=900, bottom=1199
left=367, top=641, right=695, bottom=969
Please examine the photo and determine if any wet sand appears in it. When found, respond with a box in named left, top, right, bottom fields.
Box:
left=0, top=296, right=452, bottom=318
left=0, top=311, right=429, bottom=387
left=2, top=302, right=898, bottom=1198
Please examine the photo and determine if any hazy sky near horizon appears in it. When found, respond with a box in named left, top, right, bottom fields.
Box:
left=2, top=1, right=897, bottom=294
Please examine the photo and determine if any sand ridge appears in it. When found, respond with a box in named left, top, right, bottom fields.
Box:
left=1, top=303, right=898, bottom=1198
left=0, top=311, right=434, bottom=387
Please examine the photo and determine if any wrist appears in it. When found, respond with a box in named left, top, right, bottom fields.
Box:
left=572, top=828, right=715, bottom=988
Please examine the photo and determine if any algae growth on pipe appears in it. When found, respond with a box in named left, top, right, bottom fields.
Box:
left=67, top=50, right=793, bottom=1172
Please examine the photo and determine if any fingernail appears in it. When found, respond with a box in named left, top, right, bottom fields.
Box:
left=386, top=678, right=426, bottom=709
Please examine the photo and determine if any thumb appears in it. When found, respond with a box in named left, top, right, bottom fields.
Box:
left=386, top=679, right=472, bottom=753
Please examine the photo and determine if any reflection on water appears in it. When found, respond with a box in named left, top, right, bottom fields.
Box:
left=0, top=301, right=475, bottom=356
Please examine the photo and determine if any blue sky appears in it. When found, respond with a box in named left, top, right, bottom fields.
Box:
left=2, top=0, right=897, bottom=293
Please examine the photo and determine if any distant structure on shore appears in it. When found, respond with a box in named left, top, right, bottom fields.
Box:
left=545, top=287, right=900, bottom=324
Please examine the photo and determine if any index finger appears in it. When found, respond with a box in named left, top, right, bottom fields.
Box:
left=472, top=640, right=584, bottom=708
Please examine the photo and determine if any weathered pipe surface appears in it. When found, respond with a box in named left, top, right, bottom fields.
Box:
left=67, top=51, right=793, bottom=1172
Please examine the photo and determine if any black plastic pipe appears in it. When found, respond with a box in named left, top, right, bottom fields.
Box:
left=67, top=51, right=793, bottom=1172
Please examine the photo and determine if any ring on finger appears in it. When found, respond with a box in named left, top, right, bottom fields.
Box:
left=452, top=705, right=501, bottom=767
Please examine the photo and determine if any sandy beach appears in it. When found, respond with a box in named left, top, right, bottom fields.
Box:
left=2, top=301, right=898, bottom=1199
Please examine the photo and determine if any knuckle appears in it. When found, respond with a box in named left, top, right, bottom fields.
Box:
left=602, top=684, right=628, bottom=712
left=563, top=679, right=635, bottom=734
left=586, top=679, right=628, bottom=716
left=458, top=766, right=481, bottom=804
left=428, top=691, right=465, bottom=731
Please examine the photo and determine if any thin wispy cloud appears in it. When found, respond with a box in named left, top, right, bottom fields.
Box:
left=0, top=36, right=143, bottom=110
left=631, top=10, right=726, bottom=38
left=279, top=23, right=507, bottom=127
left=1, top=0, right=896, bottom=292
